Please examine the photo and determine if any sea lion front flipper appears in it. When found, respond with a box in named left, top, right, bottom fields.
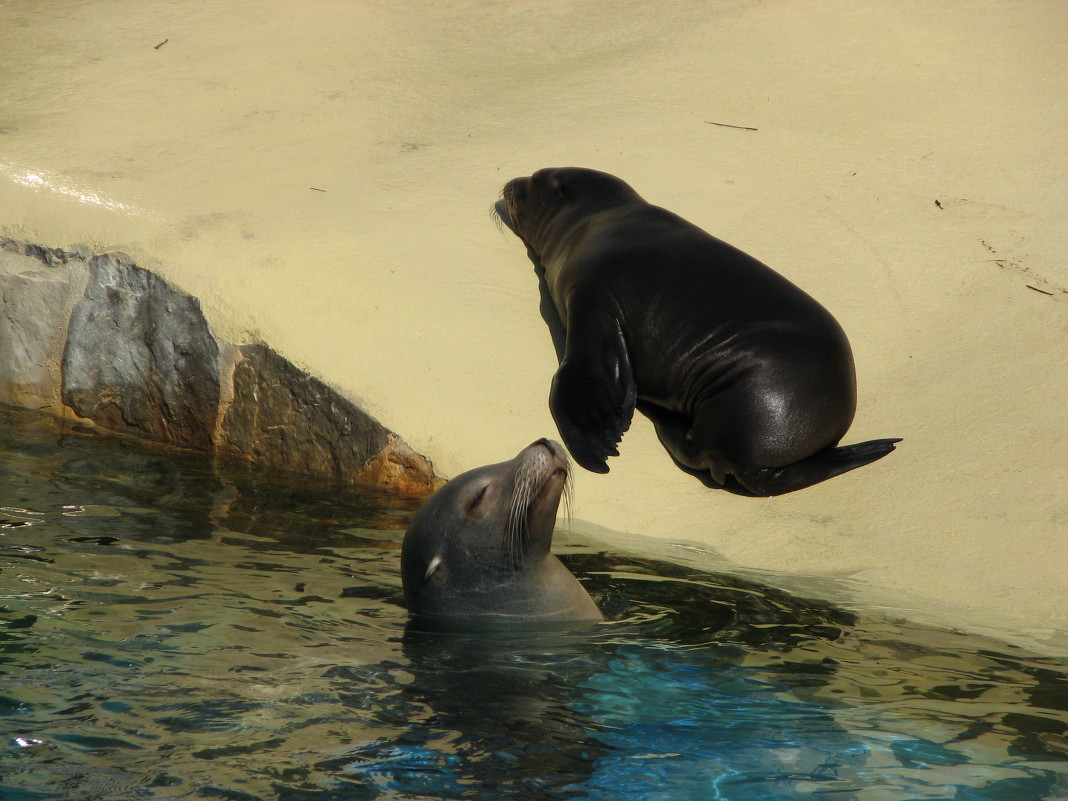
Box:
left=549, top=314, right=636, bottom=473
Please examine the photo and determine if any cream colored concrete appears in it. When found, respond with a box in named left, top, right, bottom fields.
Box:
left=2, top=1, right=1065, bottom=645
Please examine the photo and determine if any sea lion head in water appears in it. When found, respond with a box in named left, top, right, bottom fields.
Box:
left=401, top=439, right=603, bottom=627
left=497, top=167, right=899, bottom=497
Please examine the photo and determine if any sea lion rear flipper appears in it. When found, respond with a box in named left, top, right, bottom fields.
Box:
left=734, top=438, right=902, bottom=496
left=549, top=320, right=636, bottom=473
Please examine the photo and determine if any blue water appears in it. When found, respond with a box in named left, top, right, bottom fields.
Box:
left=1, top=404, right=1066, bottom=800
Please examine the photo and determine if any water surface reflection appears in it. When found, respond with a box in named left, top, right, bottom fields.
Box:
left=1, top=405, right=1065, bottom=800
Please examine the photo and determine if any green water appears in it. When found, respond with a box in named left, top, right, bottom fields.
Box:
left=1, top=404, right=1066, bottom=800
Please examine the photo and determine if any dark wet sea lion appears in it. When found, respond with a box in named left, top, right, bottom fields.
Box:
left=498, top=167, right=899, bottom=496
left=401, top=439, right=603, bottom=627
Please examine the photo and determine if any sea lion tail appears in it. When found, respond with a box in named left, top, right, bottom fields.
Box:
left=734, top=438, right=902, bottom=496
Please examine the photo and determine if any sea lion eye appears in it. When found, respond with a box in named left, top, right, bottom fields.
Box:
left=550, top=178, right=566, bottom=198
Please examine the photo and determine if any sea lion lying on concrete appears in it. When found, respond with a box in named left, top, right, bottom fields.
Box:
left=498, top=167, right=899, bottom=496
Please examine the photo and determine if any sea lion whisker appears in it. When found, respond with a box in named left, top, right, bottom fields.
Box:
left=561, top=468, right=574, bottom=536
left=488, top=203, right=506, bottom=234
left=506, top=476, right=526, bottom=568
left=506, top=500, right=521, bottom=567
left=508, top=461, right=537, bottom=568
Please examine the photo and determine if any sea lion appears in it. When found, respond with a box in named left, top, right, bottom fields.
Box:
left=498, top=167, right=899, bottom=496
left=401, top=439, right=603, bottom=626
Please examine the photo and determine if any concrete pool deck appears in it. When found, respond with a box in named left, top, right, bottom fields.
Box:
left=1, top=1, right=1065, bottom=648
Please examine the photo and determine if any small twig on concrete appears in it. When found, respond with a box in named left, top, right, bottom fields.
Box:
left=310, top=187, right=327, bottom=192
left=154, top=38, right=169, bottom=50
left=705, top=120, right=758, bottom=131
left=1026, top=285, right=1054, bottom=296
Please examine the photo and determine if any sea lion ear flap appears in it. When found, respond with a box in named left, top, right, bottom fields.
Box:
left=549, top=351, right=636, bottom=474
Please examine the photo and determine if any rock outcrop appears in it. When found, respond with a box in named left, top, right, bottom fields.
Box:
left=0, top=244, right=85, bottom=411
left=0, top=239, right=444, bottom=497
left=63, top=253, right=221, bottom=451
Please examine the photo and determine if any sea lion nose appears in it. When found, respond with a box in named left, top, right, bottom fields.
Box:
left=533, top=437, right=555, bottom=455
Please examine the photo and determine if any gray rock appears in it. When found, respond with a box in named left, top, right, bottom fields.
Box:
left=61, top=253, right=220, bottom=449
left=218, top=343, right=392, bottom=481
left=0, top=242, right=85, bottom=410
